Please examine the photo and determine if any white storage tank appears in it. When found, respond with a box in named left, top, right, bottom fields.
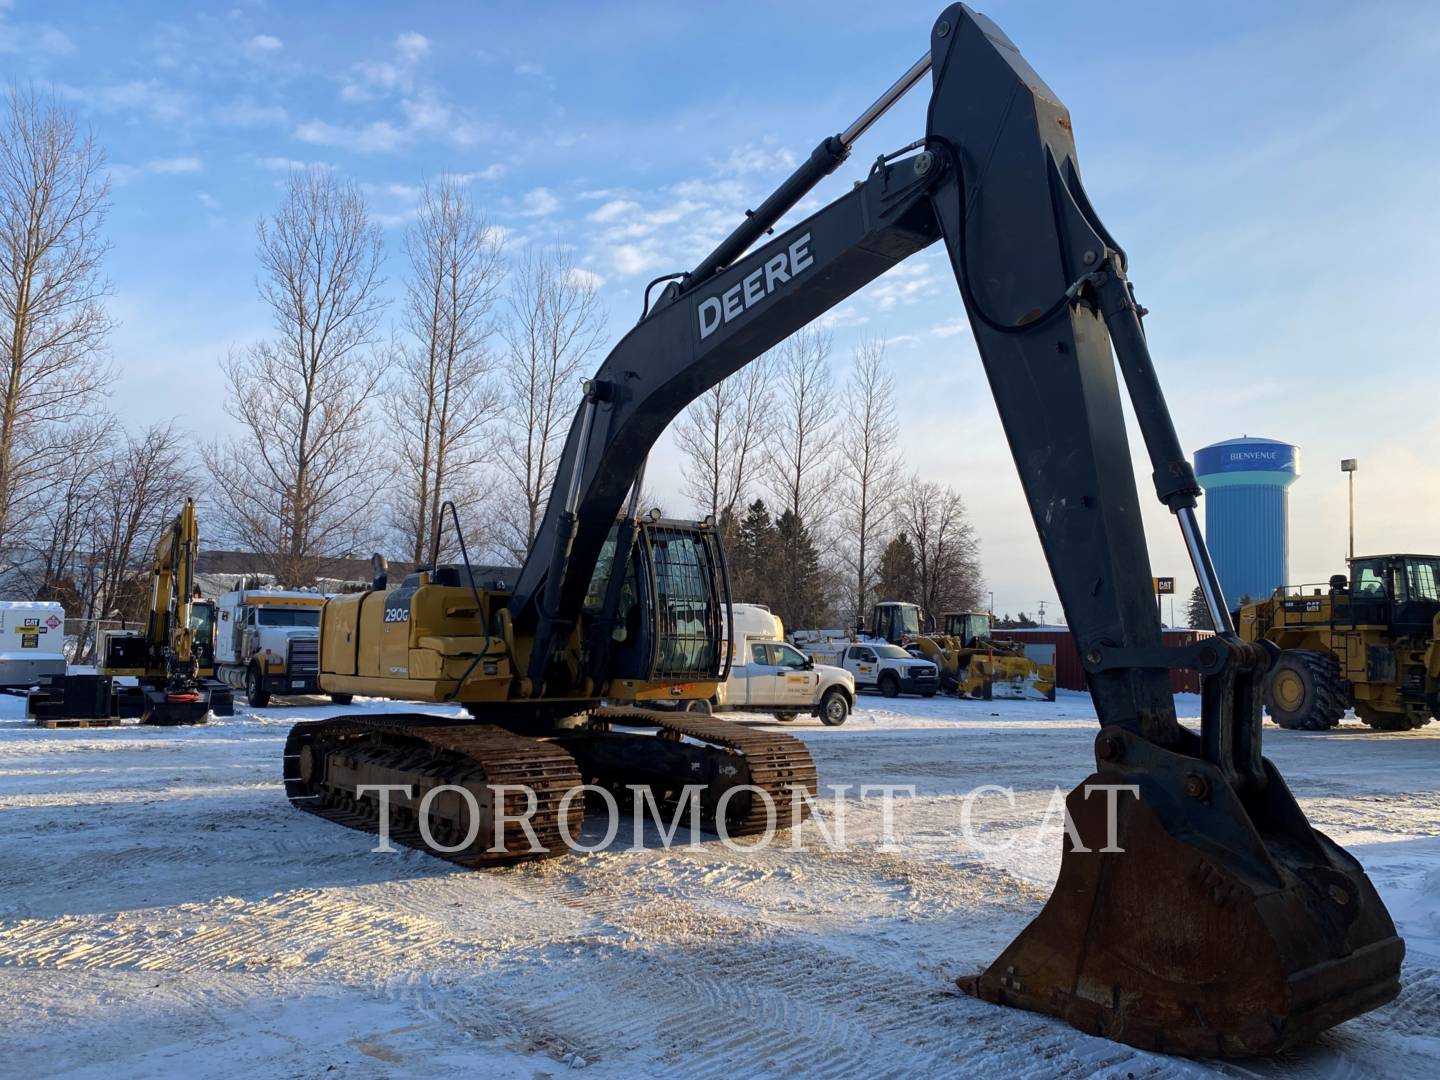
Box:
left=0, top=601, right=67, bottom=687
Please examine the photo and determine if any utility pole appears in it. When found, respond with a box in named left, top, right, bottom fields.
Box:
left=1341, top=458, right=1358, bottom=561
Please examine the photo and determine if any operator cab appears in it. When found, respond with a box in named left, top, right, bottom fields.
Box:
left=189, top=601, right=218, bottom=667
left=871, top=601, right=923, bottom=644
left=943, top=611, right=991, bottom=647
left=583, top=517, right=731, bottom=682
left=1342, top=554, right=1440, bottom=635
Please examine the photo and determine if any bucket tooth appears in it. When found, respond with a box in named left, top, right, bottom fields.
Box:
left=960, top=726, right=1404, bottom=1057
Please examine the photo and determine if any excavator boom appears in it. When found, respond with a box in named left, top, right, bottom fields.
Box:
left=496, top=4, right=1401, bottom=1055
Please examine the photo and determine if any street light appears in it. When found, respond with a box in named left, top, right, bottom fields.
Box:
left=1340, top=458, right=1358, bottom=560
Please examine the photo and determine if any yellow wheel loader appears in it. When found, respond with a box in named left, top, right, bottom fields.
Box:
left=1239, top=553, right=1440, bottom=731
left=281, top=5, right=1403, bottom=1057
left=910, top=610, right=1057, bottom=700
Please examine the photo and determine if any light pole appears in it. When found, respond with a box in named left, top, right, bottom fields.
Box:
left=1341, top=458, right=1358, bottom=560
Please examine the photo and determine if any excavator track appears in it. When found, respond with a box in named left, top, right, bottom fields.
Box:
left=283, top=715, right=583, bottom=867
left=585, top=707, right=819, bottom=836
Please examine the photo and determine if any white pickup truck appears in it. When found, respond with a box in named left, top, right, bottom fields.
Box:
left=713, top=604, right=854, bottom=725
left=803, top=641, right=940, bottom=698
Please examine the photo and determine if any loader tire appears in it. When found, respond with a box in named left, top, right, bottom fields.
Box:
left=1263, top=650, right=1344, bottom=730
left=1355, top=703, right=1432, bottom=731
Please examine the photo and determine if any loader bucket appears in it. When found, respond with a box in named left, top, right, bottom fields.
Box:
left=961, top=726, right=1403, bottom=1057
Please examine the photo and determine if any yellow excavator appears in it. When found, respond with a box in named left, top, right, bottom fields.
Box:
left=29, top=497, right=234, bottom=725
left=282, top=5, right=1402, bottom=1057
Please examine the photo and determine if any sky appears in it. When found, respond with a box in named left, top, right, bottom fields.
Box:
left=4, top=0, right=1438, bottom=622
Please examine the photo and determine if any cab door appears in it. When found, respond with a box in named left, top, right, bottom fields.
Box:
left=851, top=646, right=878, bottom=688
left=745, top=641, right=782, bottom=704
left=772, top=642, right=819, bottom=705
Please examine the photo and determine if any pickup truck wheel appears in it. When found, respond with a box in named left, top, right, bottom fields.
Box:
left=244, top=665, right=271, bottom=708
left=773, top=712, right=798, bottom=723
left=329, top=693, right=353, bottom=706
left=878, top=673, right=900, bottom=698
left=819, top=688, right=849, bottom=726
left=921, top=690, right=937, bottom=699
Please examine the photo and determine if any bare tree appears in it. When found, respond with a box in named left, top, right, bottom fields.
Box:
left=765, top=326, right=836, bottom=527
left=497, top=246, right=606, bottom=559
left=0, top=85, right=113, bottom=578
left=32, top=417, right=113, bottom=607
left=836, top=338, right=903, bottom=621
left=903, top=476, right=982, bottom=621
left=205, top=168, right=387, bottom=586
left=386, top=178, right=505, bottom=564
left=75, top=424, right=196, bottom=661
left=674, top=353, right=773, bottom=520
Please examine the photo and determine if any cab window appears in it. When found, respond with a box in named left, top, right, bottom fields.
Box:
left=751, top=643, right=769, bottom=665
left=772, top=644, right=809, bottom=669
left=1405, top=560, right=1440, bottom=602
left=1352, top=562, right=1386, bottom=597
left=854, top=647, right=876, bottom=663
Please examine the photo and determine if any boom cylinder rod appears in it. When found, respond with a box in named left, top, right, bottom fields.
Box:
left=1097, top=267, right=1234, bottom=633
left=840, top=52, right=933, bottom=146
left=686, top=52, right=932, bottom=289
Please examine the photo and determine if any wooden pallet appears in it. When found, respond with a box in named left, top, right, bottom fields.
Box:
left=33, top=716, right=122, bottom=729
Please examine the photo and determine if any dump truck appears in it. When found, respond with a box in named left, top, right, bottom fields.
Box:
left=1239, top=553, right=1440, bottom=730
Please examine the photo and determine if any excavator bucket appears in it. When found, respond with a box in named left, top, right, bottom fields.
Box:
left=962, top=726, right=1403, bottom=1057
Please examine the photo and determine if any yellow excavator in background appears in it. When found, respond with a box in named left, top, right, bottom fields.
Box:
left=29, top=497, right=233, bottom=726
left=281, top=5, right=1402, bottom=1057
left=910, top=610, right=1057, bottom=700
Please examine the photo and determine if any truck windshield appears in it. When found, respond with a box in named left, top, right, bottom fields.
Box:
left=873, top=644, right=911, bottom=659
left=257, top=608, right=320, bottom=628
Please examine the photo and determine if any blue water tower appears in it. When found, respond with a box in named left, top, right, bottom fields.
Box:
left=1194, top=436, right=1300, bottom=606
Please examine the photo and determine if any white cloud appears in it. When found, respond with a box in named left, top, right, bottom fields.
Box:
left=294, top=118, right=407, bottom=154
left=254, top=156, right=311, bottom=171
left=107, top=156, right=205, bottom=186
left=211, top=99, right=288, bottom=128
left=395, top=31, right=430, bottom=63
left=246, top=34, right=282, bottom=52
left=613, top=243, right=660, bottom=276
left=521, top=187, right=559, bottom=217
left=930, top=319, right=969, bottom=338
left=0, top=15, right=74, bottom=56
left=197, top=192, right=219, bottom=209
left=589, top=199, right=641, bottom=224
left=715, top=140, right=798, bottom=177
left=514, top=61, right=544, bottom=77
left=565, top=267, right=605, bottom=291
left=148, top=156, right=203, bottom=174
left=59, top=80, right=191, bottom=124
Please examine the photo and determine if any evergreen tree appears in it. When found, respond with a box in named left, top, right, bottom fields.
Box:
left=731, top=499, right=777, bottom=604
left=875, top=532, right=920, bottom=605
left=1185, top=584, right=1214, bottom=630
left=771, top=509, right=826, bottom=630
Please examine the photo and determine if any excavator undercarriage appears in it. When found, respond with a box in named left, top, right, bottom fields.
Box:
left=280, top=3, right=1403, bottom=1058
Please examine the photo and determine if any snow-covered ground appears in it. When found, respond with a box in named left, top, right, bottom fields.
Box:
left=2, top=690, right=1438, bottom=1078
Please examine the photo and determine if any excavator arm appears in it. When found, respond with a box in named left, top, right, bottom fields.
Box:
left=503, top=4, right=1402, bottom=1055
